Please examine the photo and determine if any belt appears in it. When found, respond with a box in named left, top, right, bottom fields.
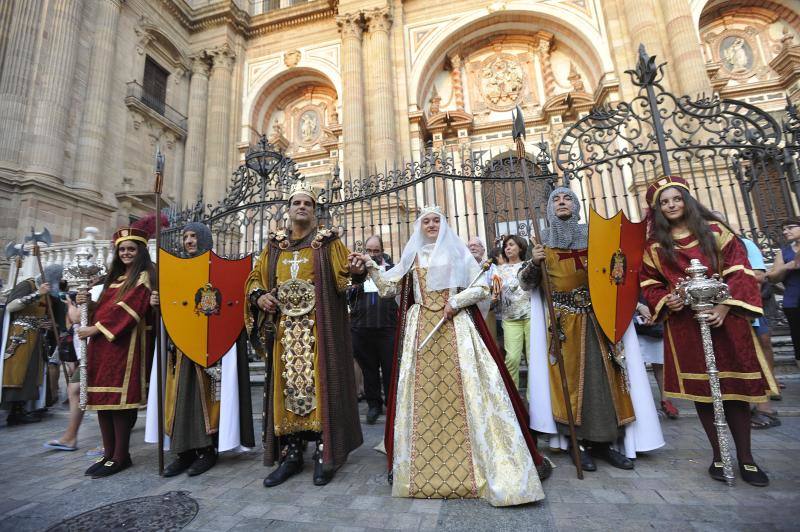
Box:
left=551, top=287, right=592, bottom=314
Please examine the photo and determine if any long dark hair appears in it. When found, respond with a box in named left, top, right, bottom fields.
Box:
left=103, top=240, right=155, bottom=301
left=647, top=186, right=727, bottom=272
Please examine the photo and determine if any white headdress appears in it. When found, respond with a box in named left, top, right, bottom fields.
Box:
left=384, top=206, right=481, bottom=291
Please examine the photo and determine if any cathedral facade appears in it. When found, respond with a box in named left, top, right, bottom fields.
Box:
left=0, top=0, right=799, bottom=273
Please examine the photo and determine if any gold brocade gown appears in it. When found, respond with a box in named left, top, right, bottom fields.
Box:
left=370, top=265, right=544, bottom=507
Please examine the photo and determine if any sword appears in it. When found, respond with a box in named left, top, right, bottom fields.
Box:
left=675, top=258, right=735, bottom=486
left=417, top=260, right=492, bottom=352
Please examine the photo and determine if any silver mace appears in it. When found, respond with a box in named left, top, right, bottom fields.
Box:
left=674, top=258, right=734, bottom=486
left=417, top=260, right=492, bottom=352
left=63, top=241, right=106, bottom=410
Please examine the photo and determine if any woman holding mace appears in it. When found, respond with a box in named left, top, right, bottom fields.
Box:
left=77, top=222, right=155, bottom=478
left=352, top=206, right=546, bottom=507
left=639, top=175, right=778, bottom=486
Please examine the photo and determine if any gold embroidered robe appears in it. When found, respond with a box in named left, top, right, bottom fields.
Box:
left=370, top=264, right=545, bottom=507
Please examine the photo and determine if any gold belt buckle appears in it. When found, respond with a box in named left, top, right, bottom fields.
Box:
left=277, top=279, right=316, bottom=316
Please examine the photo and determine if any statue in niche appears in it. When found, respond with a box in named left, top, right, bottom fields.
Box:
left=479, top=54, right=524, bottom=109
left=299, top=111, right=319, bottom=143
left=720, top=36, right=753, bottom=73
left=429, top=86, right=441, bottom=115
left=568, top=62, right=585, bottom=92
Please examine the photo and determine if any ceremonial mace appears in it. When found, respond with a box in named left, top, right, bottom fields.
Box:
left=511, top=106, right=583, bottom=479
left=417, top=260, right=493, bottom=351
left=153, top=148, right=166, bottom=475
left=675, top=258, right=735, bottom=486
left=63, top=242, right=106, bottom=409
left=26, top=228, right=71, bottom=399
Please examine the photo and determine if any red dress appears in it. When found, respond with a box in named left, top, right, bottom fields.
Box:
left=86, top=272, right=153, bottom=410
left=639, top=224, right=778, bottom=402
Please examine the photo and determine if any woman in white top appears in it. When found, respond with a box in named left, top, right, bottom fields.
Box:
left=493, top=234, right=531, bottom=388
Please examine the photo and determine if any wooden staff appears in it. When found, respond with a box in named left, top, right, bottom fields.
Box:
left=30, top=236, right=69, bottom=404
left=512, top=110, right=583, bottom=479
left=153, top=148, right=166, bottom=475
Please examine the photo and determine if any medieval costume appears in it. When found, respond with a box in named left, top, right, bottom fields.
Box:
left=639, top=175, right=777, bottom=486
left=246, top=181, right=364, bottom=487
left=144, top=222, right=254, bottom=476
left=373, top=206, right=546, bottom=507
left=523, top=187, right=663, bottom=470
left=83, top=226, right=154, bottom=478
left=1, top=264, right=65, bottom=424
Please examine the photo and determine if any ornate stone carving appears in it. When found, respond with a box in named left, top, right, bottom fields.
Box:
left=568, top=62, right=585, bottom=92
left=336, top=13, right=363, bottom=40
left=189, top=54, right=210, bottom=77
left=478, top=53, right=524, bottom=110
left=209, top=44, right=235, bottom=70
left=299, top=111, right=318, bottom=142
left=284, top=49, right=301, bottom=68
left=449, top=54, right=465, bottom=111
left=365, top=7, right=392, bottom=34
left=429, top=86, right=441, bottom=115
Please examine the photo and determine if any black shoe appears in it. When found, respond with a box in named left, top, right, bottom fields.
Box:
left=85, top=456, right=110, bottom=476
left=592, top=446, right=634, bottom=470
left=187, top=447, right=217, bottom=477
left=536, top=457, right=553, bottom=481
left=91, top=456, right=132, bottom=479
left=312, top=440, right=334, bottom=486
left=708, top=461, right=726, bottom=482
left=263, top=440, right=303, bottom=488
left=163, top=451, right=196, bottom=477
left=740, top=463, right=769, bottom=487
left=6, top=410, right=41, bottom=426
left=366, top=405, right=381, bottom=425
left=572, top=446, right=596, bottom=472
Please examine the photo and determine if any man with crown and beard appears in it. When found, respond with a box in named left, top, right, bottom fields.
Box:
left=246, top=181, right=366, bottom=487
left=145, top=222, right=255, bottom=477
left=1, top=263, right=65, bottom=425
left=520, top=188, right=663, bottom=472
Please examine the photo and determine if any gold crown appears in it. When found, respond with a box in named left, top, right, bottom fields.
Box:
left=288, top=180, right=318, bottom=203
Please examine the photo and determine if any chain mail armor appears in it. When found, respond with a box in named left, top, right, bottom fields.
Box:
left=540, top=187, right=588, bottom=250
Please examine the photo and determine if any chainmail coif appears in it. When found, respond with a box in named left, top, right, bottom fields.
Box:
left=181, top=222, right=213, bottom=257
left=541, top=187, right=588, bottom=250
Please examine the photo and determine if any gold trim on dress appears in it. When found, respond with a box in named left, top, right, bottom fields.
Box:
left=95, top=322, right=115, bottom=342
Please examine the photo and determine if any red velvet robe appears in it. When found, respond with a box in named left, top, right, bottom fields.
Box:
left=639, top=224, right=778, bottom=402
left=86, top=272, right=153, bottom=410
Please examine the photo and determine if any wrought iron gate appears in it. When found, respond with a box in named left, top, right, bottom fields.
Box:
left=167, top=45, right=800, bottom=268
left=556, top=45, right=800, bottom=260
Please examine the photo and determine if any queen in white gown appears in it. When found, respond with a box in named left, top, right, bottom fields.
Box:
left=361, top=206, right=545, bottom=507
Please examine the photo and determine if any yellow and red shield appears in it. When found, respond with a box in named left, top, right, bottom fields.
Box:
left=158, top=249, right=252, bottom=367
left=588, top=209, right=646, bottom=344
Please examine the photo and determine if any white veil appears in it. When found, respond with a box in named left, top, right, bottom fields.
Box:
left=383, top=206, right=481, bottom=291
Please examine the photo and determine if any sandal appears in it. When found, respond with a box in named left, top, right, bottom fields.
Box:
left=44, top=440, right=77, bottom=451
left=751, top=411, right=781, bottom=430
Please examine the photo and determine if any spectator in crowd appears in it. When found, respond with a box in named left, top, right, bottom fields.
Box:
left=348, top=236, right=398, bottom=425
left=767, top=218, right=800, bottom=371
left=634, top=299, right=679, bottom=419
left=493, top=234, right=531, bottom=388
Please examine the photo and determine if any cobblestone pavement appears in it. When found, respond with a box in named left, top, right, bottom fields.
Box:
left=0, top=375, right=798, bottom=531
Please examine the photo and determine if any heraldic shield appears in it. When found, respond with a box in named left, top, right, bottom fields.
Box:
left=158, top=249, right=252, bottom=367
left=588, top=208, right=646, bottom=344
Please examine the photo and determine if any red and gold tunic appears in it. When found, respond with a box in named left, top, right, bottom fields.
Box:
left=86, top=272, right=153, bottom=410
left=640, top=224, right=778, bottom=402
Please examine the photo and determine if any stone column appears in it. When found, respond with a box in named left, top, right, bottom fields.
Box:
left=663, top=0, right=711, bottom=96
left=72, top=0, right=122, bottom=193
left=182, top=55, right=210, bottom=205
left=203, top=45, right=235, bottom=205
left=449, top=54, right=465, bottom=110
left=23, top=0, right=82, bottom=181
left=0, top=0, right=40, bottom=164
left=364, top=7, right=396, bottom=170
left=536, top=32, right=556, bottom=99
left=337, top=13, right=366, bottom=178
left=623, top=0, right=674, bottom=90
